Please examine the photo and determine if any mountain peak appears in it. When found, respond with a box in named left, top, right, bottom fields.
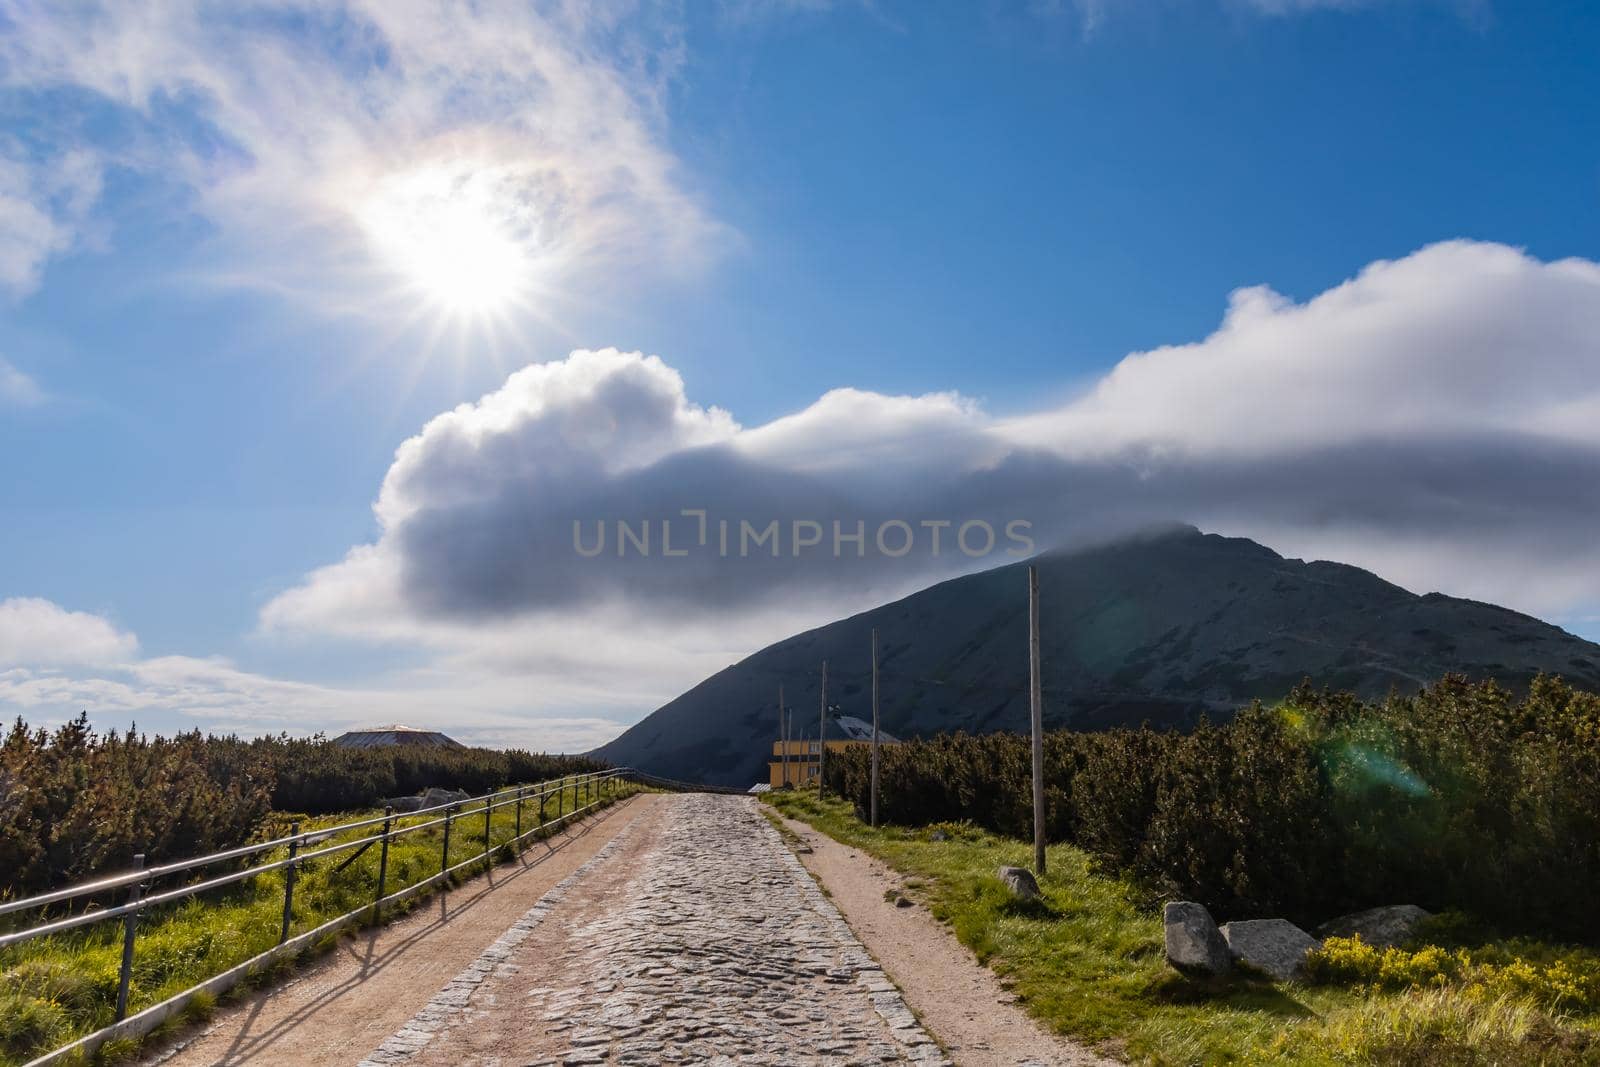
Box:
left=594, top=528, right=1600, bottom=787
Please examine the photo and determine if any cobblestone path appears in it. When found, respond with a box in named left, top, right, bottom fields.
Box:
left=362, top=793, right=948, bottom=1066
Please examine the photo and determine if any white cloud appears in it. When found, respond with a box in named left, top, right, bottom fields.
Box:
left=1001, top=241, right=1600, bottom=460
left=0, top=598, right=622, bottom=750
left=0, top=147, right=102, bottom=296
left=376, top=349, right=740, bottom=529
left=0, top=597, right=137, bottom=667
left=0, top=1, right=724, bottom=302
left=0, top=356, right=45, bottom=405
left=264, top=241, right=1600, bottom=669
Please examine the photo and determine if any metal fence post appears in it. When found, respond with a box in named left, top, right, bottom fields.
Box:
left=557, top=777, right=565, bottom=819
left=280, top=823, right=300, bottom=944
left=482, top=791, right=493, bottom=862
left=374, top=806, right=393, bottom=922
left=441, top=803, right=454, bottom=879
left=514, top=786, right=523, bottom=851
left=114, top=853, right=146, bottom=1022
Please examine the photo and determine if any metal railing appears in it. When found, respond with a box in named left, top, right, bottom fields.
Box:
left=2, top=768, right=639, bottom=1067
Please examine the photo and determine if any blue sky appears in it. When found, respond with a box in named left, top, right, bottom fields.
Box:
left=2, top=1, right=1599, bottom=749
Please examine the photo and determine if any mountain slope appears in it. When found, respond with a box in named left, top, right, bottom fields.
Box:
left=592, top=525, right=1600, bottom=787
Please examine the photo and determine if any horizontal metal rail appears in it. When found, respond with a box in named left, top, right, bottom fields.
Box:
left=0, top=772, right=609, bottom=920
left=18, top=770, right=642, bottom=1067
left=0, top=771, right=618, bottom=948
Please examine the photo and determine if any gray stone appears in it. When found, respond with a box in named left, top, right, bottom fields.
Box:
left=995, top=865, right=1041, bottom=901
left=928, top=829, right=949, bottom=842
left=420, top=786, right=471, bottom=809
left=1316, top=905, right=1432, bottom=948
left=381, top=795, right=426, bottom=813
left=1219, top=919, right=1321, bottom=982
left=1163, top=901, right=1231, bottom=976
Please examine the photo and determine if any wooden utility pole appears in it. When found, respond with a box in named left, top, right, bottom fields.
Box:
left=818, top=660, right=829, bottom=798
left=1029, top=565, right=1046, bottom=875
left=779, top=682, right=788, bottom=788
left=870, top=628, right=880, bottom=828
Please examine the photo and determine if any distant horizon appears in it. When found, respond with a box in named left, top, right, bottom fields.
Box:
left=18, top=519, right=1598, bottom=755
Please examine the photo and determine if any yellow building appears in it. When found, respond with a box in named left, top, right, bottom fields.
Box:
left=768, top=715, right=899, bottom=788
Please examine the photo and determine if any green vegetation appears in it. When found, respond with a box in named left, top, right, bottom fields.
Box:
left=1307, top=934, right=1600, bottom=1015
left=765, top=790, right=1600, bottom=1064
left=0, top=778, right=637, bottom=1067
left=0, top=714, right=605, bottom=895
left=823, top=675, right=1600, bottom=942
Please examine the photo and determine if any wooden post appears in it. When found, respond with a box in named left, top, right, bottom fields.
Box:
left=870, top=628, right=880, bottom=828
left=1029, top=564, right=1046, bottom=876
left=818, top=660, right=828, bottom=799
left=779, top=683, right=788, bottom=788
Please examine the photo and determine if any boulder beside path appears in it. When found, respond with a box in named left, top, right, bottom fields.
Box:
left=1316, top=905, right=1432, bottom=948
left=1219, top=919, right=1321, bottom=982
left=1163, top=901, right=1232, bottom=976
left=996, top=866, right=1042, bottom=901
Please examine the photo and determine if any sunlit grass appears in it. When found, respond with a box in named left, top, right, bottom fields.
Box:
left=0, top=781, right=638, bottom=1067
left=765, top=790, right=1600, bottom=1065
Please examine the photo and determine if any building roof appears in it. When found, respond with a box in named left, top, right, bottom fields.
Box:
left=329, top=724, right=466, bottom=749
left=832, top=714, right=899, bottom=743
left=779, top=715, right=899, bottom=745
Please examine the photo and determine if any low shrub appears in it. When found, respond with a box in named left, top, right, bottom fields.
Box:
left=825, top=675, right=1600, bottom=942
left=1308, top=935, right=1600, bottom=1017
left=0, top=715, right=605, bottom=896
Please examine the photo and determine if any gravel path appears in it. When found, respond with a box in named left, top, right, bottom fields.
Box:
left=363, top=793, right=948, bottom=1065
left=777, top=814, right=1114, bottom=1066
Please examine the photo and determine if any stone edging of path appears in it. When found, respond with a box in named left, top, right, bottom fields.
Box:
left=356, top=816, right=645, bottom=1066
left=753, top=812, right=950, bottom=1066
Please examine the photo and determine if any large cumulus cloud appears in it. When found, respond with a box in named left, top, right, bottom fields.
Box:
left=264, top=241, right=1600, bottom=681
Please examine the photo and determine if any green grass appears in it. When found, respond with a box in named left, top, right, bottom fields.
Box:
left=0, top=779, right=638, bottom=1067
left=764, top=790, right=1600, bottom=1065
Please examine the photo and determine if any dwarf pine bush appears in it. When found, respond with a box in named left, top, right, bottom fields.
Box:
left=826, top=675, right=1600, bottom=942
left=0, top=715, right=605, bottom=895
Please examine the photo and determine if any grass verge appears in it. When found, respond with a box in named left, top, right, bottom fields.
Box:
left=0, top=780, right=639, bottom=1067
left=764, top=790, right=1600, bottom=1065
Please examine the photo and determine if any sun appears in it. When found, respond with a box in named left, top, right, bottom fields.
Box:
left=359, top=163, right=535, bottom=316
